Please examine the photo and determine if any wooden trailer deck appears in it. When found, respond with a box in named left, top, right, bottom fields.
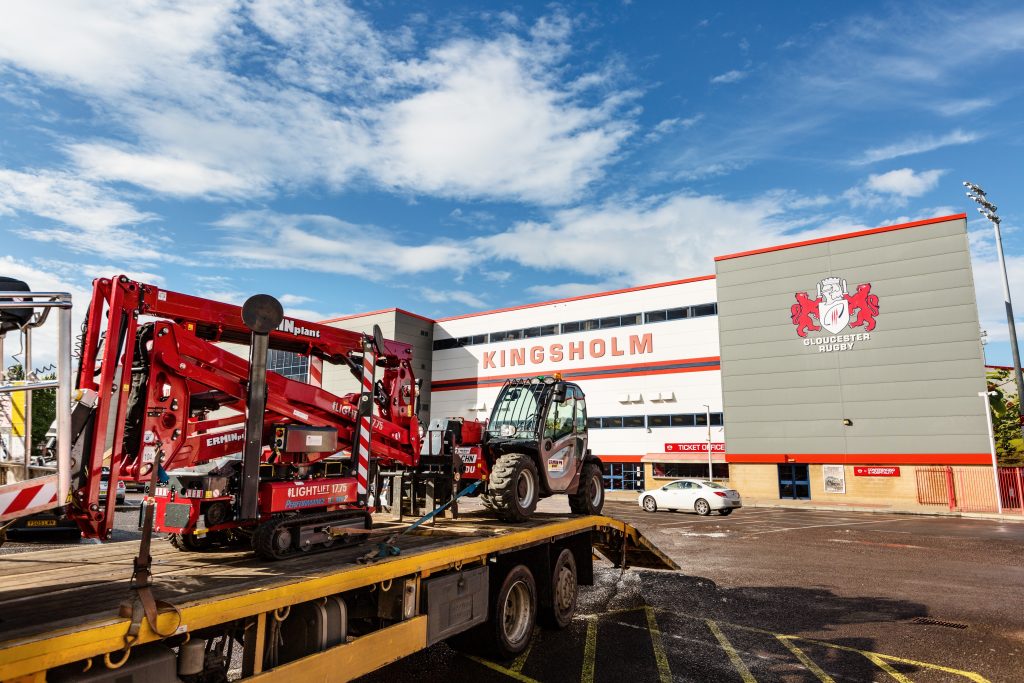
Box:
left=0, top=513, right=675, bottom=680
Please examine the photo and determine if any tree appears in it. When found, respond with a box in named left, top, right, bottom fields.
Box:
left=3, top=364, right=56, bottom=456
left=986, top=369, right=1024, bottom=466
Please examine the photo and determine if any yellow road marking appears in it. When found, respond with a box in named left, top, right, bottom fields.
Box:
left=861, top=652, right=913, bottom=683
left=706, top=619, right=757, bottom=683
left=509, top=629, right=538, bottom=673
left=645, top=607, right=672, bottom=683
left=775, top=635, right=835, bottom=683
left=467, top=655, right=541, bottom=682
left=581, top=616, right=597, bottom=683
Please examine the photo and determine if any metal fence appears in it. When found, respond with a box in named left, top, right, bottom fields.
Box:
left=913, top=465, right=1020, bottom=514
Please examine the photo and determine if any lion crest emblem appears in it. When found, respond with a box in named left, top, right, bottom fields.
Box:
left=790, top=276, right=879, bottom=337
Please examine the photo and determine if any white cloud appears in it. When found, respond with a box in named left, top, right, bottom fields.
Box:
left=843, top=168, right=945, bottom=208
left=644, top=115, right=703, bottom=142
left=278, top=293, right=313, bottom=306
left=972, top=252, right=1024, bottom=344
left=934, top=98, right=996, bottom=117
left=710, top=69, right=747, bottom=84
left=853, top=130, right=980, bottom=165
left=213, top=210, right=472, bottom=279
left=68, top=144, right=258, bottom=199
left=420, top=288, right=487, bottom=309
left=474, top=192, right=817, bottom=285
left=0, top=2, right=637, bottom=206
left=371, top=33, right=635, bottom=204
left=0, top=168, right=164, bottom=260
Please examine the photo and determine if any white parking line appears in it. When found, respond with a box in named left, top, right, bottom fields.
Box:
left=744, top=518, right=914, bottom=535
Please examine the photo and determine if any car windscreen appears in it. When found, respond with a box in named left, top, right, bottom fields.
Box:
left=488, top=384, right=546, bottom=437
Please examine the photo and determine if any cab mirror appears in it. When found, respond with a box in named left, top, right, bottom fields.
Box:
left=551, top=381, right=567, bottom=403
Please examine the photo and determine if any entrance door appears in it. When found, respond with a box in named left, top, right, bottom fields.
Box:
left=778, top=464, right=810, bottom=500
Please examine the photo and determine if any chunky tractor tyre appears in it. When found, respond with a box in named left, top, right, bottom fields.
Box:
left=568, top=463, right=605, bottom=515
left=694, top=498, right=712, bottom=516
left=488, top=454, right=540, bottom=522
left=642, top=495, right=657, bottom=513
left=539, top=548, right=578, bottom=629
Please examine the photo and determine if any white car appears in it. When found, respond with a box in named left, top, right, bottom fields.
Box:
left=638, top=479, right=742, bottom=516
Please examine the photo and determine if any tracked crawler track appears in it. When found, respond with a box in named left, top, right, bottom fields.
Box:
left=252, top=510, right=372, bottom=560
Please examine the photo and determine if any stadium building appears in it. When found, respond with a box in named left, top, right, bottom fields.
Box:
left=315, top=213, right=1008, bottom=512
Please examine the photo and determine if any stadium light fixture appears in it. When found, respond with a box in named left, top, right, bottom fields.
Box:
left=965, top=181, right=1024, bottom=447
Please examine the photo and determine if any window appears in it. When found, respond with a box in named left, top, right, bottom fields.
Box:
left=670, top=414, right=695, bottom=427
left=695, top=413, right=708, bottom=427
left=603, top=463, right=643, bottom=491
left=601, top=417, right=624, bottom=429
left=623, top=415, right=645, bottom=428
left=711, top=413, right=724, bottom=426
left=432, top=338, right=460, bottom=351
left=645, top=310, right=667, bottom=323
left=575, top=397, right=587, bottom=433
left=439, top=301, right=717, bottom=347
left=545, top=394, right=576, bottom=441
left=647, top=414, right=671, bottom=428
left=652, top=463, right=730, bottom=479
left=693, top=303, right=717, bottom=317
left=778, top=464, right=810, bottom=500
left=267, top=350, right=309, bottom=382
left=586, top=417, right=602, bottom=429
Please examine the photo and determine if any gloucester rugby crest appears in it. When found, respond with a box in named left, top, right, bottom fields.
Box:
left=790, top=276, right=879, bottom=338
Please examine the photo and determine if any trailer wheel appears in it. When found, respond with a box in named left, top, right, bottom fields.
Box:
left=491, top=564, right=537, bottom=658
left=568, top=463, right=605, bottom=515
left=489, top=454, right=539, bottom=522
left=539, top=548, right=577, bottom=629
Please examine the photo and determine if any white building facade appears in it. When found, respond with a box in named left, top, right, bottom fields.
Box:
left=430, top=275, right=725, bottom=490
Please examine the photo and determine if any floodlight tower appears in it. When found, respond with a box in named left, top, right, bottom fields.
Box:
left=965, top=181, right=1024, bottom=443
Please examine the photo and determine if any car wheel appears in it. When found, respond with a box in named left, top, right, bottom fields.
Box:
left=642, top=496, right=657, bottom=512
left=694, top=498, right=711, bottom=516
left=718, top=508, right=733, bottom=516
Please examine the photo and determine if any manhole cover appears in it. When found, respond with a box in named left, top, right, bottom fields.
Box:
left=910, top=617, right=968, bottom=629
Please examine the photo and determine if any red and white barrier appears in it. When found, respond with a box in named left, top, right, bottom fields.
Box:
left=355, top=345, right=376, bottom=498
left=0, top=474, right=59, bottom=523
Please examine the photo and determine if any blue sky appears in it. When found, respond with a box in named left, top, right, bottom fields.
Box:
left=1, top=1, right=1023, bottom=365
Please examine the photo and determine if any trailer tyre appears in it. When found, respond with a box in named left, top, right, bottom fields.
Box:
left=489, top=454, right=539, bottom=522
left=491, top=564, right=538, bottom=658
left=540, top=548, right=577, bottom=629
left=568, top=463, right=605, bottom=515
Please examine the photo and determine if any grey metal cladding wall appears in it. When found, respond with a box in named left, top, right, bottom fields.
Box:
left=715, top=217, right=989, bottom=455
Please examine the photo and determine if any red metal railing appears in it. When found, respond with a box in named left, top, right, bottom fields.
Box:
left=914, top=466, right=1024, bottom=514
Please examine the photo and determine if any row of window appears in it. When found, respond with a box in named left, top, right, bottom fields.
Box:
left=651, top=463, right=730, bottom=479
left=433, top=302, right=718, bottom=350
left=267, top=349, right=310, bottom=382
left=587, top=412, right=724, bottom=429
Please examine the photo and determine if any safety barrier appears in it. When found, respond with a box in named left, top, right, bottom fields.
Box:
left=914, top=465, right=1014, bottom=514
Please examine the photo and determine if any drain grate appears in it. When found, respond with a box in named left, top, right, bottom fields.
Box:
left=910, top=617, right=968, bottom=629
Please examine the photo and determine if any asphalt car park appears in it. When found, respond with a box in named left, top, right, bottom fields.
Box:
left=362, top=500, right=1024, bottom=683
left=3, top=495, right=1022, bottom=681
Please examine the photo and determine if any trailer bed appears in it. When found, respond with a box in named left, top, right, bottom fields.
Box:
left=0, top=512, right=674, bottom=680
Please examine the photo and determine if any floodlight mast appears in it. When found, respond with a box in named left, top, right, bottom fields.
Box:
left=965, top=181, right=1024, bottom=447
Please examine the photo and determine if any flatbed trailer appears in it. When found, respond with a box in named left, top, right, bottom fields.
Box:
left=0, top=513, right=675, bottom=682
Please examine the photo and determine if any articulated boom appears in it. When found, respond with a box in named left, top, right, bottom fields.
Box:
left=69, top=276, right=421, bottom=551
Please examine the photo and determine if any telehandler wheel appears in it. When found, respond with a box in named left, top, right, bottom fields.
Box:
left=489, top=454, right=539, bottom=522
left=539, top=548, right=577, bottom=629
left=568, top=463, right=605, bottom=515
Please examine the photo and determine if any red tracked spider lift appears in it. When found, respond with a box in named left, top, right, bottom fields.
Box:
left=68, top=276, right=423, bottom=559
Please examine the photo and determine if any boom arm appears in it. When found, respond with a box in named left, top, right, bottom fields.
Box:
left=69, top=276, right=421, bottom=539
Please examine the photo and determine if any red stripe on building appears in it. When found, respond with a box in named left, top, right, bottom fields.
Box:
left=714, top=214, right=967, bottom=262
left=432, top=356, right=721, bottom=391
